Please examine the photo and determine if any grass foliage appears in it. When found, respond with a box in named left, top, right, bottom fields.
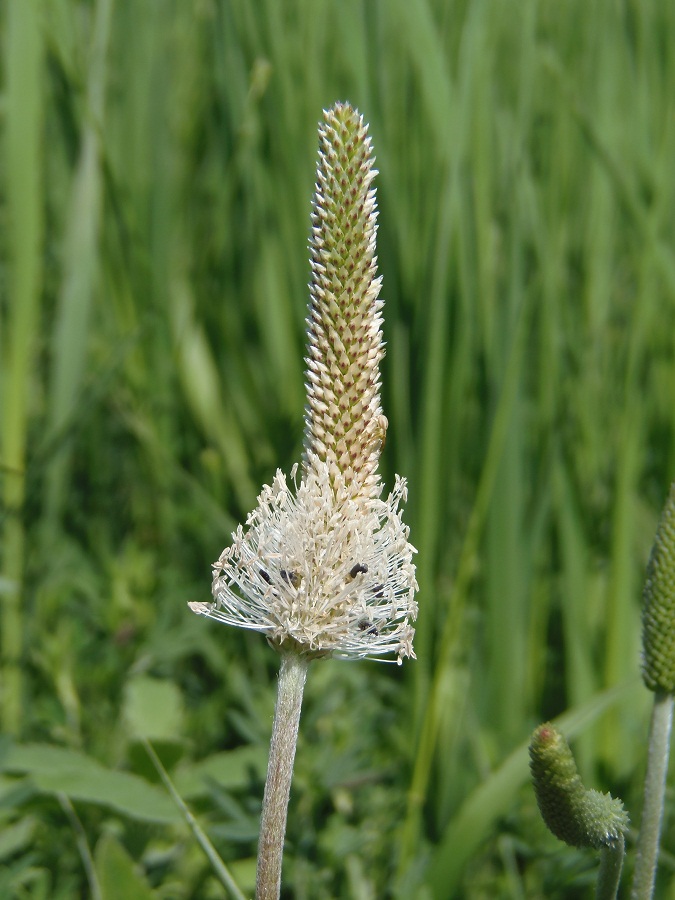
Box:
left=2, top=0, right=675, bottom=896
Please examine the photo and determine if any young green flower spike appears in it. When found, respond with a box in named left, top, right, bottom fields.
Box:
left=642, top=482, right=675, bottom=693
left=189, top=103, right=418, bottom=665
left=529, top=723, right=629, bottom=850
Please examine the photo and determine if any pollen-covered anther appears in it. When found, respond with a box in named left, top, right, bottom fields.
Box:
left=195, top=459, right=417, bottom=663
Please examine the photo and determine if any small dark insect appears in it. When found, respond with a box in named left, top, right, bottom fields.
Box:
left=260, top=569, right=272, bottom=584
left=357, top=617, right=379, bottom=636
left=349, top=562, right=369, bottom=579
left=280, top=569, right=301, bottom=588
left=372, top=584, right=385, bottom=599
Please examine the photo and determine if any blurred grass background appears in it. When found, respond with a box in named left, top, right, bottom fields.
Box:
left=2, top=0, right=675, bottom=897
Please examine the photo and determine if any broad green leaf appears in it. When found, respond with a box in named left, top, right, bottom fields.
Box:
left=174, top=746, right=268, bottom=798
left=123, top=676, right=184, bottom=742
left=1, top=744, right=180, bottom=824
left=0, top=816, right=35, bottom=861
left=96, top=833, right=156, bottom=900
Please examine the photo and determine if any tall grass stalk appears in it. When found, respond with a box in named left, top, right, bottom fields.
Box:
left=1, top=0, right=44, bottom=735
left=43, top=0, right=113, bottom=531
left=399, top=297, right=529, bottom=869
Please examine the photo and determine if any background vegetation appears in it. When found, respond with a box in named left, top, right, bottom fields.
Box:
left=2, top=0, right=675, bottom=896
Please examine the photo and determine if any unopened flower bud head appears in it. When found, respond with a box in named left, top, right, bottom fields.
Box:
left=189, top=103, right=418, bottom=665
left=529, top=723, right=628, bottom=850
left=642, top=482, right=675, bottom=693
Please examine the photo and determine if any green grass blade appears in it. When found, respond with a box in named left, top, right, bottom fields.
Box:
left=1, top=0, right=44, bottom=735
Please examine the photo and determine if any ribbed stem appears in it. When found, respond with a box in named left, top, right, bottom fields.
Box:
left=631, top=691, right=674, bottom=900
left=256, top=654, right=309, bottom=900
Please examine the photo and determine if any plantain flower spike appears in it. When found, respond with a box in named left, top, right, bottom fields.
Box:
left=189, top=103, right=418, bottom=665
left=529, top=723, right=629, bottom=850
left=642, top=482, right=675, bottom=693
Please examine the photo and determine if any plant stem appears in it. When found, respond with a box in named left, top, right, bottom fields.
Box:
left=597, top=834, right=624, bottom=900
left=58, top=793, right=102, bottom=900
left=256, top=653, right=309, bottom=900
left=142, top=738, right=247, bottom=900
left=631, top=691, right=674, bottom=900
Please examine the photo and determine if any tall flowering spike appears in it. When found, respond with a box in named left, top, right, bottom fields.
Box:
left=189, top=103, right=418, bottom=665
left=529, top=724, right=629, bottom=850
left=642, top=482, right=675, bottom=693
left=305, top=103, right=385, bottom=500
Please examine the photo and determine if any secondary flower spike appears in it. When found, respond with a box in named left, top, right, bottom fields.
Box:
left=529, top=723, right=628, bottom=850
left=189, top=103, right=418, bottom=664
left=642, top=482, right=675, bottom=693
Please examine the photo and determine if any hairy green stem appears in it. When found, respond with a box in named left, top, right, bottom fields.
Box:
left=631, top=691, right=673, bottom=899
left=597, top=834, right=624, bottom=900
left=256, top=653, right=309, bottom=900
